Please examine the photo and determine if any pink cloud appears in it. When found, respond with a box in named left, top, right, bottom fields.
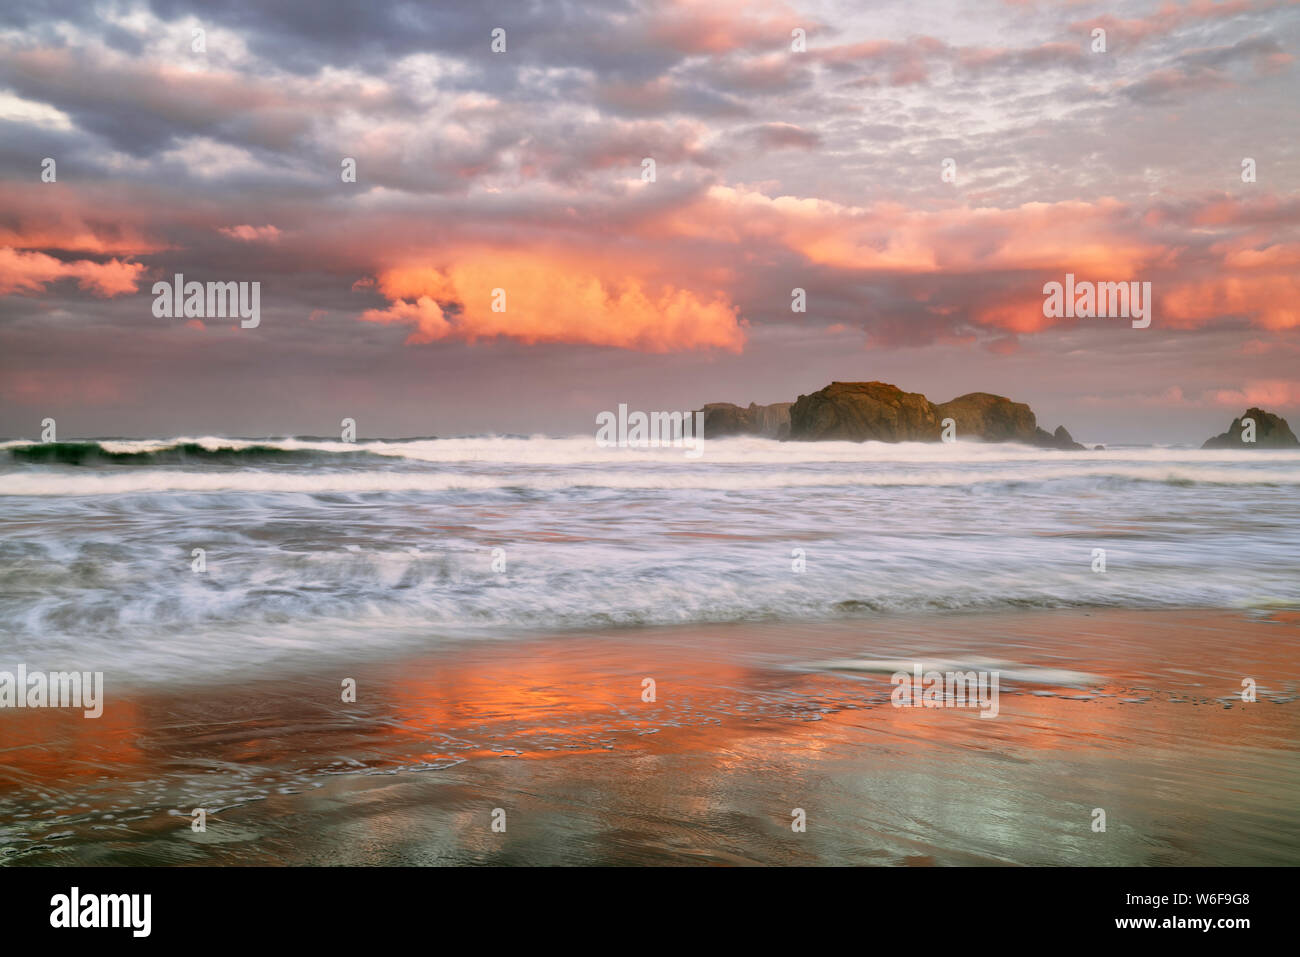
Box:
left=218, top=224, right=282, bottom=243
left=1069, top=1, right=1268, bottom=51
left=0, top=247, right=145, bottom=297
left=1210, top=380, right=1300, bottom=408
left=646, top=0, right=807, bottom=55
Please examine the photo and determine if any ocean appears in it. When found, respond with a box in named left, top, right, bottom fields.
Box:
left=3, top=435, right=1299, bottom=866
left=2, top=435, right=1298, bottom=689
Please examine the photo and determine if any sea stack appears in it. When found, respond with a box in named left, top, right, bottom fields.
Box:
left=779, top=382, right=1085, bottom=446
left=1201, top=408, right=1300, bottom=449
left=697, top=402, right=793, bottom=438
left=788, top=381, right=940, bottom=441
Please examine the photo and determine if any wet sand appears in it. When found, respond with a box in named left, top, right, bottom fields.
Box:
left=2, top=608, right=1298, bottom=865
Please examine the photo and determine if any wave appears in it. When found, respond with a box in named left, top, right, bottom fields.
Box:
left=1, top=463, right=1297, bottom=495
left=6, top=434, right=1300, bottom=469
left=3, top=557, right=1295, bottom=686
left=3, top=432, right=1297, bottom=683
left=2, top=439, right=390, bottom=467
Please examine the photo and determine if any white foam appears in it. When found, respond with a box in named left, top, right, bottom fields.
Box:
left=2, top=461, right=1297, bottom=495
left=7, top=433, right=1300, bottom=467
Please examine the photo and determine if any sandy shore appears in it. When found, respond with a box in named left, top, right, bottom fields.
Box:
left=2, top=608, right=1297, bottom=865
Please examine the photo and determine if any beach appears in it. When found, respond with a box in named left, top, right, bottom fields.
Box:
left=3, top=608, right=1297, bottom=866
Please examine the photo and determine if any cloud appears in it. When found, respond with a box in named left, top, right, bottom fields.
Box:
left=2, top=0, right=1297, bottom=438
left=645, top=0, right=808, bottom=56
left=1162, top=273, right=1300, bottom=329
left=0, top=42, right=398, bottom=157
left=0, top=183, right=165, bottom=255
left=218, top=224, right=282, bottom=242
left=1068, top=1, right=1275, bottom=52
left=644, top=186, right=1300, bottom=336
left=657, top=186, right=1159, bottom=275
left=0, top=247, right=145, bottom=296
left=1210, top=380, right=1300, bottom=408
left=362, top=251, right=746, bottom=351
left=744, top=122, right=821, bottom=149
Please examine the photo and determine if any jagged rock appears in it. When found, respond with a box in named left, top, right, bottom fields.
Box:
left=1201, top=408, right=1300, bottom=449
left=1051, top=424, right=1087, bottom=450
left=789, top=382, right=941, bottom=441
left=698, top=401, right=792, bottom=439
left=1026, top=425, right=1086, bottom=450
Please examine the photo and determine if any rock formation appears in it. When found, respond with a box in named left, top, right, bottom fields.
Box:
left=1032, top=424, right=1087, bottom=451
left=934, top=392, right=1037, bottom=444
left=698, top=401, right=792, bottom=439
left=1201, top=408, right=1300, bottom=449
left=698, top=381, right=1088, bottom=446
left=781, top=382, right=1085, bottom=446
left=788, top=382, right=941, bottom=441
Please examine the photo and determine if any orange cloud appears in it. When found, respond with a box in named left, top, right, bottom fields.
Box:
left=362, top=251, right=746, bottom=352
left=1162, top=273, right=1300, bottom=329
left=361, top=295, right=451, bottom=342
left=0, top=184, right=165, bottom=255
left=0, top=247, right=145, bottom=296
left=657, top=187, right=1159, bottom=276
left=648, top=186, right=1298, bottom=334
left=1221, top=242, right=1300, bottom=268
left=974, top=293, right=1057, bottom=334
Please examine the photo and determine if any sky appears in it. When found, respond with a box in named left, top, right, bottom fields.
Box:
left=1, top=0, right=1297, bottom=443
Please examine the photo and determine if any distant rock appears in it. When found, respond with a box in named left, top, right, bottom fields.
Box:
left=1093, top=444, right=1106, bottom=451
left=789, top=381, right=941, bottom=441
left=1201, top=408, right=1300, bottom=449
left=1033, top=424, right=1087, bottom=451
left=698, top=403, right=748, bottom=435
left=935, top=392, right=1037, bottom=444
left=698, top=401, right=792, bottom=439
left=719, top=381, right=1087, bottom=446
left=935, top=393, right=1084, bottom=448
left=750, top=402, right=793, bottom=439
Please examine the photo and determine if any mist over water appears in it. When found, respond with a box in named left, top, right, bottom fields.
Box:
left=2, top=435, right=1298, bottom=686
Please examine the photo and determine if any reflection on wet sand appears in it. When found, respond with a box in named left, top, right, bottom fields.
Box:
left=2, top=609, right=1297, bottom=865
